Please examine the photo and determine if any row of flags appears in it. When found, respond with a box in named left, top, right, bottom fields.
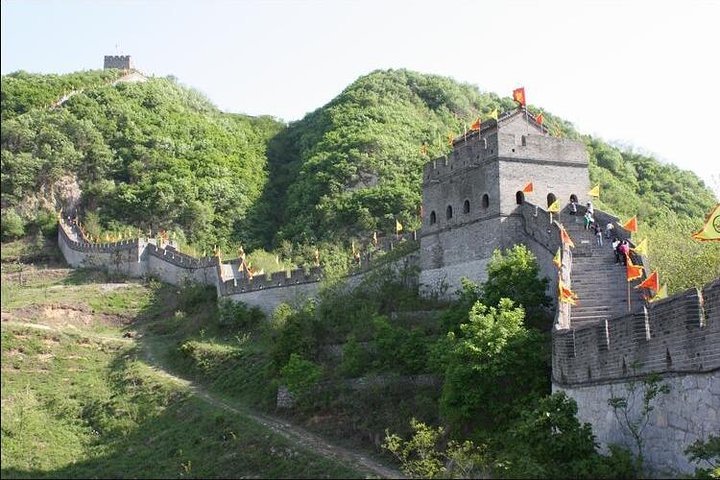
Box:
left=421, top=86, right=551, bottom=156
left=551, top=201, right=667, bottom=305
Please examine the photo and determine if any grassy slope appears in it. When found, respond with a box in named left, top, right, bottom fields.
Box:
left=0, top=267, right=371, bottom=479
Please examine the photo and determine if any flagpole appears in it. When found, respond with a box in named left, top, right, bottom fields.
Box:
left=627, top=280, right=631, bottom=312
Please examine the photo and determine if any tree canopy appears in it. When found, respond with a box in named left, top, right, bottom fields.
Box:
left=2, top=67, right=717, bottom=285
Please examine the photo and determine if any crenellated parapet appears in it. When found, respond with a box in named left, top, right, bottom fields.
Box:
left=553, top=279, right=720, bottom=387
left=219, top=266, right=324, bottom=295
left=59, top=220, right=140, bottom=254
left=146, top=244, right=219, bottom=269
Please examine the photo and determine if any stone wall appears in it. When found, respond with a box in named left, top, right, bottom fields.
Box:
left=554, top=371, right=719, bottom=475
left=554, top=279, right=720, bottom=475
left=553, top=281, right=720, bottom=386
left=104, top=55, right=132, bottom=70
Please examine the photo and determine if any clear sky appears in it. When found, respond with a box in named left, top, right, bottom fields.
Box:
left=2, top=0, right=719, bottom=198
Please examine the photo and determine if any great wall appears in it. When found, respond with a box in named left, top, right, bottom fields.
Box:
left=56, top=105, right=719, bottom=476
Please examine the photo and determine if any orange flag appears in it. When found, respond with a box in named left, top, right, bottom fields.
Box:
left=560, top=225, right=575, bottom=248
left=558, top=279, right=578, bottom=305
left=626, top=257, right=644, bottom=282
left=536, top=113, right=544, bottom=125
left=623, top=216, right=638, bottom=233
left=636, top=270, right=659, bottom=291
left=522, top=182, right=534, bottom=193
left=470, top=117, right=481, bottom=131
left=513, top=87, right=526, bottom=106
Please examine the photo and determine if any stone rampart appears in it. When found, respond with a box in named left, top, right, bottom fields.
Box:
left=553, top=279, right=720, bottom=475
left=552, top=280, right=719, bottom=387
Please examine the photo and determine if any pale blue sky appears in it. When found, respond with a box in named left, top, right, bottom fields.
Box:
left=2, top=0, right=719, bottom=197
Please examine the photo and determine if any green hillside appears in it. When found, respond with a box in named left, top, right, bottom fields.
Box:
left=1, top=68, right=717, bottom=260
left=1, top=71, right=282, bottom=251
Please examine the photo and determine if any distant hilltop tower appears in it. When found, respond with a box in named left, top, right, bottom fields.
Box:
left=104, top=55, right=133, bottom=70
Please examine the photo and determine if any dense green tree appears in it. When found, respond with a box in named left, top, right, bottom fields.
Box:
left=439, top=299, right=548, bottom=434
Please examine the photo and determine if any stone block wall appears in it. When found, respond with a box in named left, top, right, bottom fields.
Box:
left=554, top=371, right=720, bottom=475
left=554, top=279, right=720, bottom=475
left=553, top=281, right=720, bottom=386
left=104, top=55, right=132, bottom=70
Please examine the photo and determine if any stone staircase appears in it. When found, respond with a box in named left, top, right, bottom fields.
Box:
left=558, top=211, right=646, bottom=329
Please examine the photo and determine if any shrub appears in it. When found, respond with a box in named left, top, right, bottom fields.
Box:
left=280, top=353, right=323, bottom=400
left=217, top=298, right=264, bottom=331
left=339, top=334, right=370, bottom=378
left=1, top=208, right=25, bottom=241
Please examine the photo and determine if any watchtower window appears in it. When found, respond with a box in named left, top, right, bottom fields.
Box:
left=547, top=193, right=557, bottom=207
left=463, top=199, right=470, bottom=213
left=446, top=205, right=453, bottom=219
left=430, top=211, right=437, bottom=225
left=482, top=194, right=489, bottom=209
left=516, top=191, right=525, bottom=205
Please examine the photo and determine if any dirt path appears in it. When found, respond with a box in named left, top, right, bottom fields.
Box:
left=138, top=341, right=404, bottom=479
left=1, top=318, right=404, bottom=479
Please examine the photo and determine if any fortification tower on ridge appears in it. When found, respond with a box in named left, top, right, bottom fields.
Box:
left=104, top=55, right=133, bottom=70
left=419, top=108, right=590, bottom=296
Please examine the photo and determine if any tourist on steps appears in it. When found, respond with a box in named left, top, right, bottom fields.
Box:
left=612, top=237, right=622, bottom=264
left=584, top=211, right=594, bottom=230
left=617, top=239, right=630, bottom=265
left=592, top=222, right=603, bottom=246
left=605, top=222, right=615, bottom=239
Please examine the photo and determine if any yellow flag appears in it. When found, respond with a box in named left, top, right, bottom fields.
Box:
left=548, top=200, right=560, bottom=213
left=632, top=238, right=648, bottom=256
left=691, top=203, right=720, bottom=241
left=649, top=284, right=668, bottom=302
left=447, top=132, right=454, bottom=146
left=396, top=219, right=403, bottom=233
left=488, top=108, right=499, bottom=120
left=588, top=185, right=600, bottom=197
left=553, top=247, right=561, bottom=269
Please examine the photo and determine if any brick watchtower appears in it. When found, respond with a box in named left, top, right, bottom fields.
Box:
left=419, top=108, right=590, bottom=297
left=104, top=55, right=133, bottom=70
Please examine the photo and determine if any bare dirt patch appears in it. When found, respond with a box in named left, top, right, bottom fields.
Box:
left=2, top=303, right=133, bottom=328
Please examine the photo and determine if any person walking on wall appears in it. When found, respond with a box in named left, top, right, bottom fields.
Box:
left=593, top=222, right=603, bottom=246
left=605, top=222, right=615, bottom=239
left=584, top=211, right=594, bottom=230
left=586, top=201, right=594, bottom=216
left=612, top=237, right=622, bottom=264
left=570, top=199, right=578, bottom=215
left=617, top=239, right=630, bottom=265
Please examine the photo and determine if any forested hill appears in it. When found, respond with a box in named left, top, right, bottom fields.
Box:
left=1, top=71, right=283, bottom=250
left=1, top=68, right=716, bottom=256
left=253, top=68, right=716, bottom=247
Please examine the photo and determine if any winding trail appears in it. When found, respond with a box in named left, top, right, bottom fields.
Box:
left=138, top=340, right=404, bottom=479
left=1, top=317, right=404, bottom=479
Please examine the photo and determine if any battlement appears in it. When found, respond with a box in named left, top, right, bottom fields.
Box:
left=219, top=266, right=324, bottom=295
left=59, top=220, right=140, bottom=254
left=553, top=279, right=720, bottom=387
left=146, top=244, right=219, bottom=269
left=104, top=55, right=133, bottom=70
left=423, top=132, right=499, bottom=183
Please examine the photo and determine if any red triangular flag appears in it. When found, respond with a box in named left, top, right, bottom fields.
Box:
left=636, top=271, right=659, bottom=291
left=522, top=182, right=534, bottom=193
left=536, top=113, right=544, bottom=125
left=623, top=216, right=638, bottom=233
